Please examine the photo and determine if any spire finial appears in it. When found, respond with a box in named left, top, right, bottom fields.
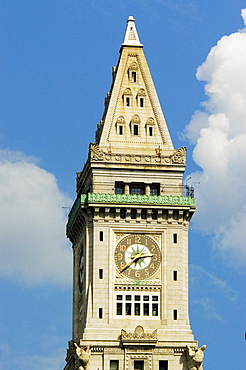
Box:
left=122, top=16, right=143, bottom=47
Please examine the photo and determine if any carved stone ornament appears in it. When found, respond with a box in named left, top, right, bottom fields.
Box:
left=123, top=87, right=132, bottom=95
left=121, top=325, right=158, bottom=340
left=116, top=116, right=126, bottom=124
left=131, top=114, right=141, bottom=123
left=74, top=343, right=91, bottom=370
left=129, top=61, right=138, bottom=70
left=186, top=345, right=206, bottom=370
left=89, top=143, right=104, bottom=161
left=171, top=146, right=187, bottom=164
left=137, top=88, right=146, bottom=96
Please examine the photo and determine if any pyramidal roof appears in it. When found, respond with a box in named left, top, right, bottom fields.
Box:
left=96, top=16, right=174, bottom=155
left=122, top=16, right=143, bottom=47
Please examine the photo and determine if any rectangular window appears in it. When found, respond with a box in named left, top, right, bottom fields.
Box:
left=130, top=184, right=145, bottom=195
left=110, top=360, right=119, bottom=370
left=134, top=295, right=140, bottom=301
left=173, top=309, right=178, bottom=320
left=99, top=269, right=103, bottom=279
left=133, top=124, right=139, bottom=135
left=152, top=303, right=158, bottom=316
left=159, top=360, right=168, bottom=370
left=99, top=231, right=103, bottom=241
left=134, top=360, right=144, bottom=370
left=115, top=182, right=124, bottom=194
left=99, top=308, right=103, bottom=319
left=126, top=97, right=130, bottom=106
left=143, top=295, right=149, bottom=301
left=131, top=209, right=136, bottom=219
left=173, top=233, right=178, bottom=243
left=140, top=97, right=144, bottom=107
left=132, top=71, right=137, bottom=82
left=125, top=303, right=131, bottom=315
left=134, top=303, right=141, bottom=316
left=152, top=296, right=158, bottom=301
left=141, top=209, right=147, bottom=219
left=119, top=125, right=123, bottom=135
left=120, top=209, right=126, bottom=218
left=117, top=295, right=122, bottom=300
left=150, top=184, right=160, bottom=195
left=116, top=303, right=122, bottom=315
left=143, top=303, right=149, bottom=316
left=149, top=126, right=153, bottom=136
left=126, top=295, right=131, bottom=301
left=173, top=271, right=178, bottom=281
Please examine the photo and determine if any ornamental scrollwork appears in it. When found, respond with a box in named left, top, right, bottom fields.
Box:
left=89, top=143, right=104, bottom=161
left=121, top=325, right=158, bottom=340
left=171, top=146, right=186, bottom=164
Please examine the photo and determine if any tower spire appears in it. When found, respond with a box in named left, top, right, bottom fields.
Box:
left=122, top=16, right=143, bottom=47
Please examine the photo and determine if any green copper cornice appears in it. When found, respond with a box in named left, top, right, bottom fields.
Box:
left=67, top=193, right=196, bottom=232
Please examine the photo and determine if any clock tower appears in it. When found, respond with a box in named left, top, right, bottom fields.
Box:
left=64, top=16, right=205, bottom=370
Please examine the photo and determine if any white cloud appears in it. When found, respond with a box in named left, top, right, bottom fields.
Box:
left=0, top=149, right=72, bottom=285
left=183, top=9, right=246, bottom=268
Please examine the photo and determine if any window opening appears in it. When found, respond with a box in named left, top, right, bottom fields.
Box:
left=134, top=360, right=144, bottom=370
left=117, top=295, right=122, bottom=300
left=132, top=71, right=137, bottom=82
left=133, top=124, right=139, bottom=135
left=126, top=295, right=131, bottom=301
left=110, top=360, right=119, bottom=370
left=126, top=303, right=132, bottom=315
left=134, top=295, right=140, bottom=301
left=131, top=209, right=136, bottom=219
left=116, top=303, right=122, bottom=315
left=115, top=182, right=124, bottom=194
left=130, top=183, right=145, bottom=195
left=119, top=125, right=123, bottom=135
left=173, top=233, right=178, bottom=243
left=149, top=126, right=153, bottom=136
left=150, top=184, right=160, bottom=195
left=99, top=231, right=103, bottom=241
left=141, top=209, right=147, bottom=219
left=140, top=97, right=144, bottom=107
left=152, top=303, right=158, bottom=316
left=173, top=309, right=178, bottom=320
left=159, top=360, right=168, bottom=370
left=120, top=208, right=126, bottom=218
left=143, top=303, right=149, bottom=316
left=99, top=308, right=103, bottom=319
left=173, top=271, right=178, bottom=281
left=143, top=295, right=149, bottom=301
left=126, top=97, right=130, bottom=106
left=152, top=296, right=158, bottom=301
left=99, top=269, right=103, bottom=279
left=152, top=210, right=158, bottom=219
left=134, top=303, right=141, bottom=316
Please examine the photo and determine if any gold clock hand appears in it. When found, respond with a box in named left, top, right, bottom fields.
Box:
left=120, top=252, right=144, bottom=272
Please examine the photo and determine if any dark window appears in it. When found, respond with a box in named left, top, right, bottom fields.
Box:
left=126, top=97, right=130, bottom=106
left=143, top=303, right=149, bottom=316
left=141, top=209, right=147, bottom=219
left=115, top=182, right=124, bottom=194
left=116, top=303, right=122, bottom=315
left=140, top=97, right=144, bottom=107
left=117, top=295, right=122, bottom=300
left=143, top=295, right=149, bottom=301
left=131, top=209, right=136, bottom=219
left=134, top=360, right=144, bottom=370
left=99, top=308, right=103, bottom=319
left=99, top=231, right=103, bottom=241
left=126, top=295, right=131, bottom=301
left=149, top=126, right=153, bottom=136
left=152, top=303, right=158, bottom=316
left=130, top=183, right=145, bottom=195
left=173, top=233, right=178, bottom=243
left=173, top=271, right=178, bottom=281
left=119, top=125, right=123, bottom=135
left=133, top=124, right=139, bottom=135
left=132, top=71, right=137, bottom=82
left=134, top=303, right=141, bottom=316
left=173, top=309, right=178, bottom=320
left=150, top=184, right=160, bottom=195
left=134, top=295, right=140, bottom=301
left=120, top=209, right=126, bottom=219
left=110, top=360, right=119, bottom=370
left=99, top=269, right=103, bottom=279
left=152, top=296, right=158, bottom=301
left=152, top=210, right=158, bottom=219
left=126, top=303, right=131, bottom=315
left=159, top=360, right=168, bottom=370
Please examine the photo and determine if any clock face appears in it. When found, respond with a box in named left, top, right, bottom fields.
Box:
left=114, top=234, right=161, bottom=280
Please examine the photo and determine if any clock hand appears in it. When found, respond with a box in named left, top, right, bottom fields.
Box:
left=120, top=252, right=144, bottom=272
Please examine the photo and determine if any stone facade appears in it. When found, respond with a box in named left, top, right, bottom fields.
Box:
left=64, top=16, right=205, bottom=370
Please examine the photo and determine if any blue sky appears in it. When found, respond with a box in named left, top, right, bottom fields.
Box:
left=0, top=1, right=246, bottom=369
